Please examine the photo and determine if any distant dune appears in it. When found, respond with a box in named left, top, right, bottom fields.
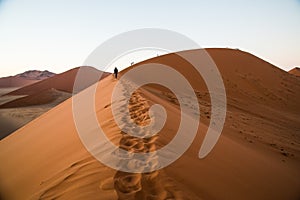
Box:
left=0, top=67, right=110, bottom=139
left=0, top=88, right=71, bottom=108
left=289, top=67, right=300, bottom=77
left=6, top=67, right=110, bottom=96
left=5, top=68, right=79, bottom=96
left=0, top=70, right=55, bottom=88
left=0, top=89, right=72, bottom=140
left=0, top=49, right=299, bottom=200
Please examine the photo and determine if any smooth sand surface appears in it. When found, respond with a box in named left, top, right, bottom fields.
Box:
left=0, top=49, right=299, bottom=200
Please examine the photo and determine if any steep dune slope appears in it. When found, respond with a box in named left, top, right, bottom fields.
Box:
left=124, top=48, right=300, bottom=161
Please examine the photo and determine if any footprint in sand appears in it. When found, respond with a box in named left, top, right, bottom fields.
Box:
left=112, top=79, right=189, bottom=200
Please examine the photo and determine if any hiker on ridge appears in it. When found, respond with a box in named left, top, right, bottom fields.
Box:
left=114, top=67, right=118, bottom=79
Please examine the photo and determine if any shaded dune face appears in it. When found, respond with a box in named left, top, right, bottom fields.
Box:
left=0, top=89, right=71, bottom=108
left=0, top=49, right=299, bottom=200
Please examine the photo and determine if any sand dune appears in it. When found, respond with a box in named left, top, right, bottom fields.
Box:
left=0, top=88, right=71, bottom=108
left=0, top=88, right=20, bottom=96
left=0, top=48, right=299, bottom=200
left=0, top=88, right=25, bottom=105
left=0, top=106, right=51, bottom=140
left=5, top=67, right=110, bottom=96
left=0, top=76, right=39, bottom=88
left=0, top=67, right=110, bottom=139
left=0, top=89, right=71, bottom=139
left=5, top=68, right=80, bottom=96
left=289, top=67, right=300, bottom=77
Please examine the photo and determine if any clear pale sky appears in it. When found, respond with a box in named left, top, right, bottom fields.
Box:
left=0, top=0, right=299, bottom=76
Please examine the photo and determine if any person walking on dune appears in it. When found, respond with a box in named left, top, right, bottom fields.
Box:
left=114, top=67, right=118, bottom=79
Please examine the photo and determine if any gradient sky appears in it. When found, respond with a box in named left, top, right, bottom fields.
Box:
left=0, top=0, right=299, bottom=76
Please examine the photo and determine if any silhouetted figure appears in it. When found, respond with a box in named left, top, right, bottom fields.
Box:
left=114, top=67, right=118, bottom=79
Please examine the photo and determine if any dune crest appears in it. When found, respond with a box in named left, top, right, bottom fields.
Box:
left=289, top=67, right=300, bottom=77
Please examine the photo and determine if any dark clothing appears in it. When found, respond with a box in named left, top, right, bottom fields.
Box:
left=114, top=67, right=118, bottom=79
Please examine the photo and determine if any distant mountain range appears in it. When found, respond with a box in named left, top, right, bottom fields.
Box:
left=15, top=70, right=55, bottom=80
left=0, top=70, right=56, bottom=88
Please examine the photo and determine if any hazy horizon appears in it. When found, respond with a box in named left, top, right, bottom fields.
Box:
left=0, top=0, right=299, bottom=76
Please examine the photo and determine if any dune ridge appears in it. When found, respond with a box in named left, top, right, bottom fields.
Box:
left=289, top=67, right=300, bottom=77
